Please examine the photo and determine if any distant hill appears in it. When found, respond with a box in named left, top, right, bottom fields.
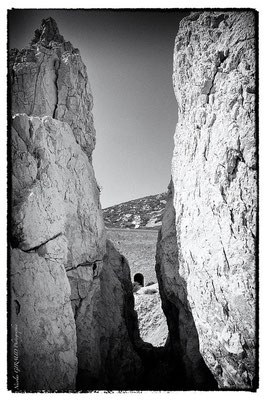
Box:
left=103, top=192, right=167, bottom=229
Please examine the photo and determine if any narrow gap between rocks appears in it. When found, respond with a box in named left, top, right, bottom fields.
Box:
left=106, top=227, right=169, bottom=348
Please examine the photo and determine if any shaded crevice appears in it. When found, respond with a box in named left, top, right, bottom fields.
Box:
left=14, top=300, right=20, bottom=315
left=30, top=56, right=44, bottom=115
left=11, top=232, right=62, bottom=253
left=66, top=259, right=102, bottom=272
left=73, top=292, right=84, bottom=320
left=230, top=209, right=235, bottom=224
left=233, top=36, right=255, bottom=46
left=155, top=255, right=217, bottom=389
left=154, top=185, right=218, bottom=389
left=220, top=185, right=228, bottom=204
left=202, top=50, right=229, bottom=103
left=227, top=148, right=244, bottom=182
left=210, top=14, right=229, bottom=29
left=222, top=247, right=230, bottom=272
left=53, top=58, right=60, bottom=119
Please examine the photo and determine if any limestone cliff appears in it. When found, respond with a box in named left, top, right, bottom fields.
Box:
left=156, top=11, right=257, bottom=389
left=9, top=18, right=142, bottom=391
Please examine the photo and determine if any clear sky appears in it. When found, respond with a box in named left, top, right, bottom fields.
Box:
left=8, top=9, right=189, bottom=208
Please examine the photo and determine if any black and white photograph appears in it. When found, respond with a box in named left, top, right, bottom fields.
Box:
left=5, top=4, right=259, bottom=394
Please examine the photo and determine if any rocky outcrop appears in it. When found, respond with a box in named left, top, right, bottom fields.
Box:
left=157, top=11, right=257, bottom=390
left=9, top=17, right=95, bottom=160
left=9, top=17, right=142, bottom=391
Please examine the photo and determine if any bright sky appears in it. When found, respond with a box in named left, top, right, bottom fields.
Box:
left=9, top=9, right=189, bottom=208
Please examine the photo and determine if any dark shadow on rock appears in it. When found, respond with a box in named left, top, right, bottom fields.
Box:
left=155, top=183, right=218, bottom=390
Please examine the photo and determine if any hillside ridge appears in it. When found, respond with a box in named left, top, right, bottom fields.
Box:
left=103, top=192, right=167, bottom=229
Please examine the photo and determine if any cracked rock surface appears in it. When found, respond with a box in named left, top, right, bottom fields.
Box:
left=10, top=247, right=77, bottom=391
left=10, top=110, right=105, bottom=392
left=9, top=18, right=142, bottom=391
left=9, top=17, right=95, bottom=160
left=9, top=12, right=257, bottom=391
left=73, top=240, right=142, bottom=390
left=156, top=182, right=217, bottom=389
left=11, top=113, right=105, bottom=261
left=161, top=11, right=256, bottom=388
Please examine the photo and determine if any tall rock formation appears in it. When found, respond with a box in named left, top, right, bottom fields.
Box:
left=156, top=182, right=218, bottom=389
left=9, top=17, right=95, bottom=161
left=9, top=12, right=257, bottom=392
left=156, top=11, right=257, bottom=389
left=9, top=17, right=142, bottom=391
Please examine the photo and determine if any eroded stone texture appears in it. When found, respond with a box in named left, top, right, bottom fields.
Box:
left=9, top=18, right=144, bottom=392
left=169, top=11, right=257, bottom=388
left=10, top=112, right=143, bottom=391
left=9, top=17, right=95, bottom=159
left=156, top=183, right=217, bottom=389
left=73, top=240, right=142, bottom=390
left=10, top=113, right=105, bottom=391
left=11, top=114, right=105, bottom=262
left=10, top=247, right=77, bottom=391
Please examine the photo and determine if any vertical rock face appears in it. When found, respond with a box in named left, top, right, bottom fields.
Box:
left=157, top=11, right=257, bottom=390
left=156, top=182, right=218, bottom=389
left=9, top=18, right=142, bottom=391
left=10, top=247, right=77, bottom=391
left=11, top=114, right=105, bottom=259
left=74, top=240, right=142, bottom=390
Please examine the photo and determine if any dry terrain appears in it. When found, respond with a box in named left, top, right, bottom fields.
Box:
left=103, top=193, right=167, bottom=229
left=106, top=228, right=158, bottom=284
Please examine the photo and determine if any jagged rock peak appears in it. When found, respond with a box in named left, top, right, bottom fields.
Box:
left=9, top=17, right=95, bottom=159
left=31, top=17, right=65, bottom=46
